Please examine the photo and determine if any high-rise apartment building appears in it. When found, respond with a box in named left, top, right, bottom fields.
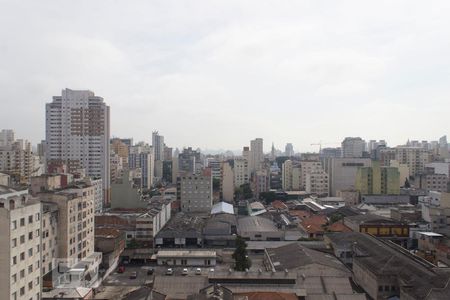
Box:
left=355, top=162, right=400, bottom=195
left=233, top=158, right=250, bottom=187
left=0, top=129, right=14, bottom=147
left=395, top=146, right=430, bottom=176
left=0, top=130, right=38, bottom=184
left=221, top=161, right=234, bottom=203
left=45, top=89, right=110, bottom=205
left=281, top=160, right=293, bottom=191
left=249, top=138, right=263, bottom=173
left=129, top=144, right=154, bottom=189
left=341, top=137, right=366, bottom=158
left=152, top=131, right=165, bottom=161
left=178, top=147, right=200, bottom=175
left=285, top=143, right=294, bottom=157
left=0, top=188, right=42, bottom=300
left=305, top=171, right=329, bottom=196
left=178, top=174, right=212, bottom=213
left=439, top=135, right=449, bottom=159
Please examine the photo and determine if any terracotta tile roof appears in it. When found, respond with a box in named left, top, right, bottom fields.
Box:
left=299, top=214, right=328, bottom=234
left=289, top=210, right=311, bottom=219
left=328, top=221, right=352, bottom=232
left=235, top=292, right=298, bottom=300
left=95, top=227, right=123, bottom=238
left=271, top=200, right=288, bottom=210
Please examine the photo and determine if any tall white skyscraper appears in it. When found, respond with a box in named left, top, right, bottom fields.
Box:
left=152, top=131, right=165, bottom=161
left=250, top=138, right=263, bottom=173
left=45, top=88, right=110, bottom=205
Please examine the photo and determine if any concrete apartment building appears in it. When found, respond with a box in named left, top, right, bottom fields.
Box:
left=328, top=158, right=372, bottom=196
left=415, top=173, right=448, bottom=193
left=129, top=144, right=154, bottom=189
left=395, top=146, right=430, bottom=176
left=341, top=137, right=366, bottom=158
left=0, top=131, right=38, bottom=184
left=38, top=183, right=102, bottom=289
left=178, top=147, right=200, bottom=175
left=41, top=201, right=59, bottom=276
left=220, top=161, right=234, bottom=203
left=355, top=162, right=400, bottom=195
left=249, top=138, right=263, bottom=173
left=45, top=89, right=110, bottom=206
left=0, top=187, right=42, bottom=300
left=305, top=171, right=329, bottom=196
left=299, top=160, right=323, bottom=189
left=179, top=174, right=213, bottom=213
left=110, top=138, right=129, bottom=169
left=281, top=159, right=293, bottom=191
left=233, top=157, right=249, bottom=187
left=252, top=169, right=270, bottom=199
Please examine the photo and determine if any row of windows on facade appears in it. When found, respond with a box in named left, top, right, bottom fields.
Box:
left=11, top=213, right=40, bottom=230
left=11, top=279, right=40, bottom=300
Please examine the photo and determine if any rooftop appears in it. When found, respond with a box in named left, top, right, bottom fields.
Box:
left=211, top=201, right=234, bottom=215
left=156, top=250, right=216, bottom=258
left=326, top=232, right=450, bottom=299
left=156, top=212, right=207, bottom=238
left=265, top=243, right=349, bottom=275
left=238, top=216, right=278, bottom=232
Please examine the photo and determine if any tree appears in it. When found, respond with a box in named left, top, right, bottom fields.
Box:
left=259, top=191, right=277, bottom=204
left=329, top=213, right=343, bottom=224
left=404, top=177, right=411, bottom=188
left=234, top=183, right=253, bottom=200
left=232, top=236, right=251, bottom=271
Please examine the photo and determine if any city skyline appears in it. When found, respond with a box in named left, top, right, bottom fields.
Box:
left=2, top=1, right=450, bottom=151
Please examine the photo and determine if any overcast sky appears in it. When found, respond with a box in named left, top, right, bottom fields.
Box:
left=1, top=1, right=450, bottom=153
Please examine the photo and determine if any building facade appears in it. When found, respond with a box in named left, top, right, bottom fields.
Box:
left=45, top=89, right=111, bottom=205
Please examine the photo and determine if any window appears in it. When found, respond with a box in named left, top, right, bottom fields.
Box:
left=28, top=281, right=32, bottom=290
left=20, top=269, right=25, bottom=278
left=20, top=235, right=25, bottom=244
left=28, top=232, right=33, bottom=240
left=11, top=220, right=17, bottom=230
left=28, top=265, right=33, bottom=274
left=20, top=287, right=25, bottom=296
left=12, top=238, right=17, bottom=248
left=28, top=248, right=33, bottom=257
left=28, top=215, right=33, bottom=224
left=20, top=218, right=25, bottom=226
left=20, top=252, right=25, bottom=261
left=12, top=274, right=17, bottom=283
left=12, top=256, right=17, bottom=265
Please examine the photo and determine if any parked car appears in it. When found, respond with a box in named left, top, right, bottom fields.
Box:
left=129, top=271, right=137, bottom=279
left=195, top=268, right=202, bottom=275
left=182, top=268, right=189, bottom=276
left=165, top=268, right=173, bottom=276
left=117, top=266, right=125, bottom=273
left=147, top=268, right=154, bottom=275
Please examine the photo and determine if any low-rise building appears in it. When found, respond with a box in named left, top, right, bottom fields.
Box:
left=156, top=250, right=216, bottom=266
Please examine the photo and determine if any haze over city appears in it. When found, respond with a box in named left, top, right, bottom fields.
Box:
left=2, top=0, right=450, bottom=151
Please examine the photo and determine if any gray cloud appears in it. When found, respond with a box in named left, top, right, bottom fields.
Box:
left=1, top=0, right=449, bottom=152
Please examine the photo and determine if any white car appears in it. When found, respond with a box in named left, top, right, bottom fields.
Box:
left=165, top=268, right=173, bottom=276
left=182, top=268, right=189, bottom=276
left=195, top=268, right=202, bottom=275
